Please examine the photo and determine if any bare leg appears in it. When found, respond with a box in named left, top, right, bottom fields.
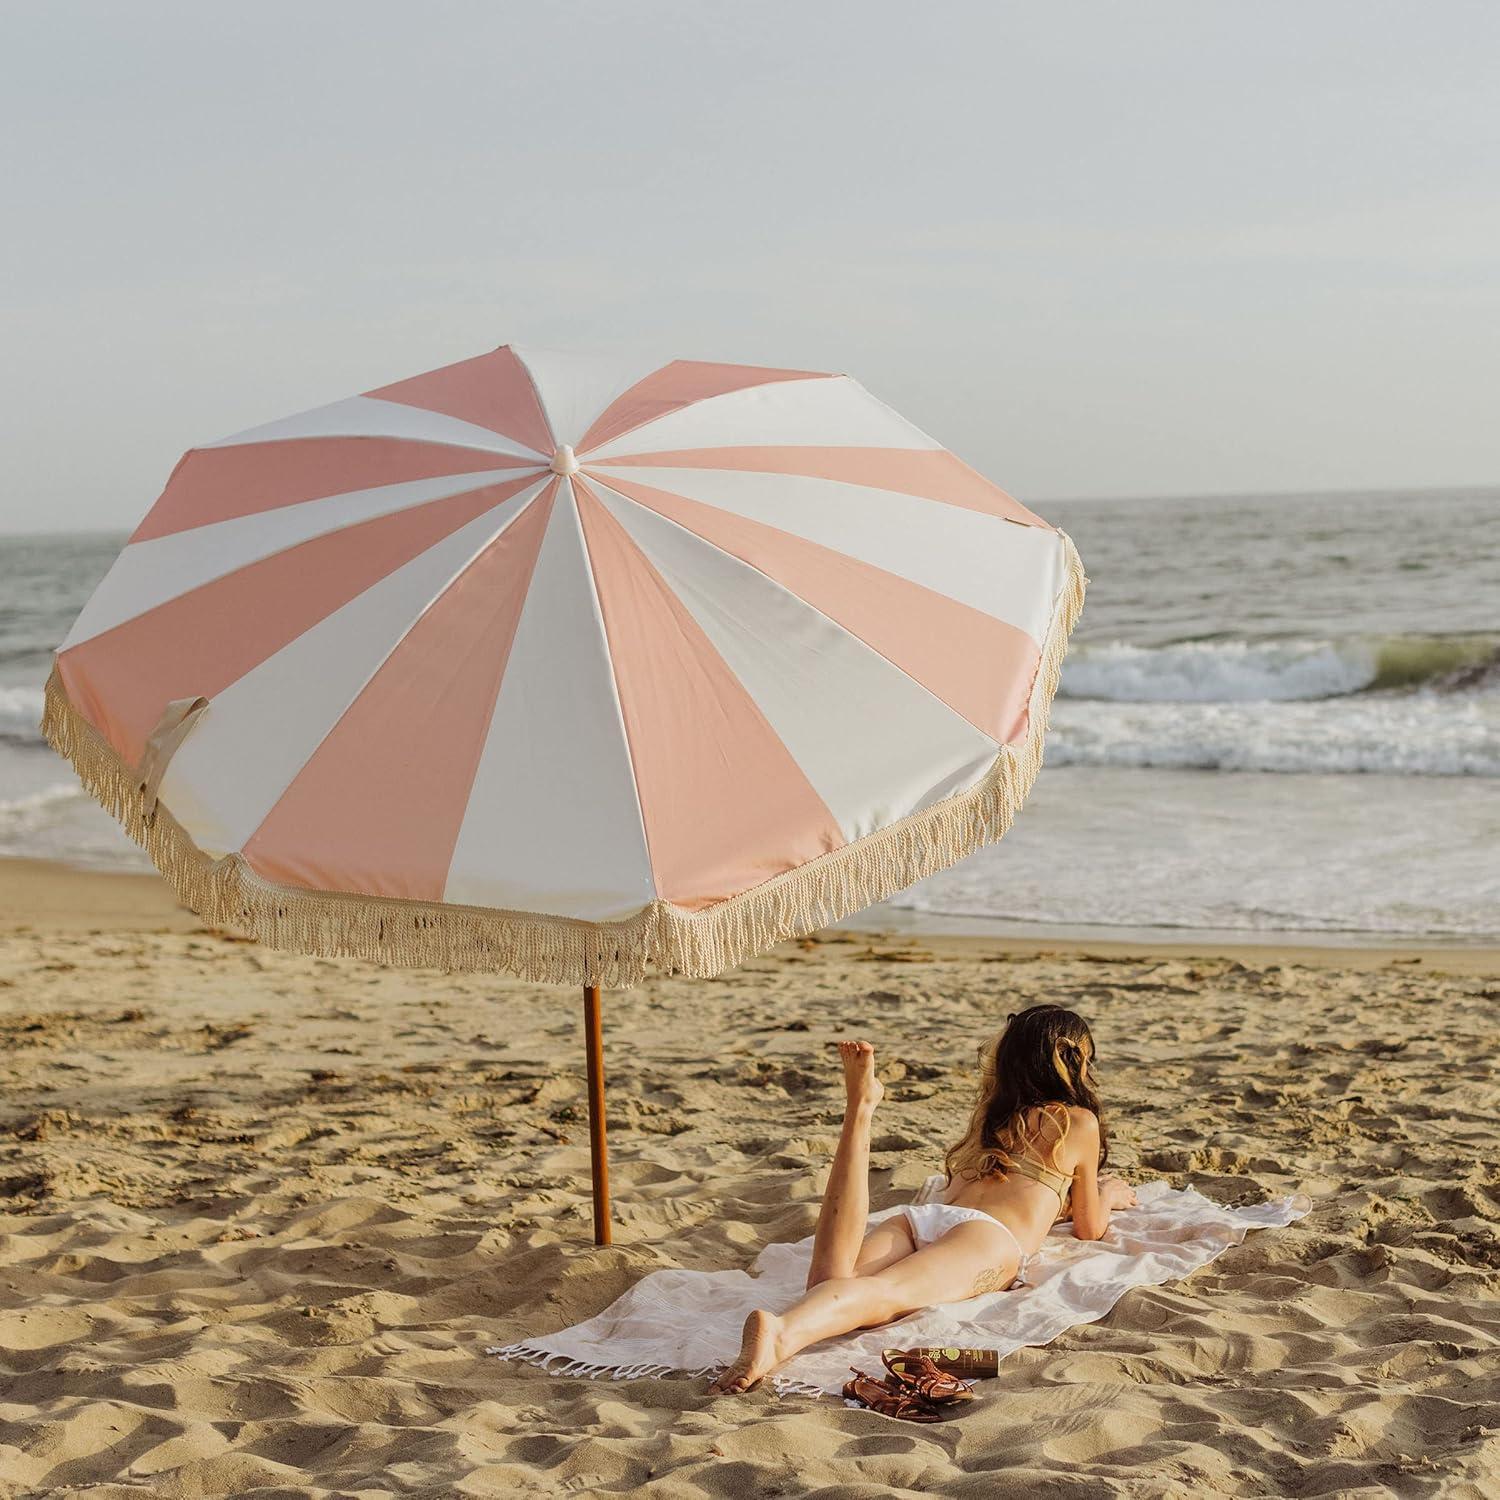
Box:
left=805, top=1040, right=884, bottom=1289
left=710, top=1220, right=1020, bottom=1394
left=709, top=1040, right=883, bottom=1397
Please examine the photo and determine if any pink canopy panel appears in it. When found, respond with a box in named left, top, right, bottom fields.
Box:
left=45, top=345, right=1085, bottom=986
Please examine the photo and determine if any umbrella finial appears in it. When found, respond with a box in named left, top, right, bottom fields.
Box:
left=550, top=444, right=580, bottom=476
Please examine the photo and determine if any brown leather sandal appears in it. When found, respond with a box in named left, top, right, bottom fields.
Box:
left=881, top=1349, right=977, bottom=1405
left=842, top=1368, right=946, bottom=1422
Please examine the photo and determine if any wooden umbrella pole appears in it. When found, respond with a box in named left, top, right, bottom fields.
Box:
left=582, top=984, right=612, bottom=1246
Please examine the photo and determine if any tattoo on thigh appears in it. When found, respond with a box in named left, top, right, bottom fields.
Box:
left=970, top=1264, right=1014, bottom=1296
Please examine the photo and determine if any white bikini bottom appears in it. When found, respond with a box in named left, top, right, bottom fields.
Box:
left=901, top=1203, right=1036, bottom=1286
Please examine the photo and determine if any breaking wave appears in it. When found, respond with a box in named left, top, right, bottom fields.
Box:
left=1060, top=634, right=1499, bottom=704
left=1049, top=633, right=1500, bottom=775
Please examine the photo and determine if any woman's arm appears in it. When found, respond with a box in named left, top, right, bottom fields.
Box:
left=1064, top=1109, right=1134, bottom=1241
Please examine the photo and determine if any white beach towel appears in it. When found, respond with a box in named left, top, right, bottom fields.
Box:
left=488, top=1176, right=1311, bottom=1398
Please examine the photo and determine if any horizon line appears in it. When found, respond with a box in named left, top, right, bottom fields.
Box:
left=3, top=479, right=1498, bottom=542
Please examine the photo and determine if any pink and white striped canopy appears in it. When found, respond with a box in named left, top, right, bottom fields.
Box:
left=51, top=345, right=1083, bottom=983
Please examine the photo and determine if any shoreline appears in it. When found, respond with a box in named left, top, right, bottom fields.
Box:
left=4, top=854, right=1494, bottom=975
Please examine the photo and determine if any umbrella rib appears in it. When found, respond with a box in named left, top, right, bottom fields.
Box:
left=580, top=473, right=1008, bottom=748
left=230, top=482, right=553, bottom=854
left=63, top=469, right=548, bottom=655
left=575, top=368, right=841, bottom=459
left=206, top=393, right=554, bottom=464
left=568, top=478, right=662, bottom=908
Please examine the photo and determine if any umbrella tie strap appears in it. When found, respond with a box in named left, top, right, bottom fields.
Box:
left=137, top=695, right=210, bottom=822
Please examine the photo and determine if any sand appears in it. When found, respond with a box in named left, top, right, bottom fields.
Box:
left=0, top=860, right=1496, bottom=1498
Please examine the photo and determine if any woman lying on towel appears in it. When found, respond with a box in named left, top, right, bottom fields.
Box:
left=710, top=1003, right=1137, bottom=1394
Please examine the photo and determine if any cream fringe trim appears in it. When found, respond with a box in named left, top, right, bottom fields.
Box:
left=42, top=532, right=1085, bottom=990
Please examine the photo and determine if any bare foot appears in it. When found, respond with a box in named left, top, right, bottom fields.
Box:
left=838, top=1039, right=883, bottom=1113
left=709, top=1309, right=782, bottom=1394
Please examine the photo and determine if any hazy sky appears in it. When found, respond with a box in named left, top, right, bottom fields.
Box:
left=3, top=1, right=1497, bottom=533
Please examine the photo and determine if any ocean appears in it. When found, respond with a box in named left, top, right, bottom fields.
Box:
left=3, top=489, right=1497, bottom=941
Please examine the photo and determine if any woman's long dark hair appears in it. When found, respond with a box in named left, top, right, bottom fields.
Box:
left=944, top=1004, right=1108, bottom=1183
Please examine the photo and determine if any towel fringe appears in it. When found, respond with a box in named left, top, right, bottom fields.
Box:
left=43, top=534, right=1086, bottom=988
left=486, top=1343, right=715, bottom=1386
left=488, top=1340, right=825, bottom=1397
left=769, top=1375, right=831, bottom=1398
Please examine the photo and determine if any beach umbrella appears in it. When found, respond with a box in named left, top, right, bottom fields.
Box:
left=43, top=345, right=1084, bottom=1244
